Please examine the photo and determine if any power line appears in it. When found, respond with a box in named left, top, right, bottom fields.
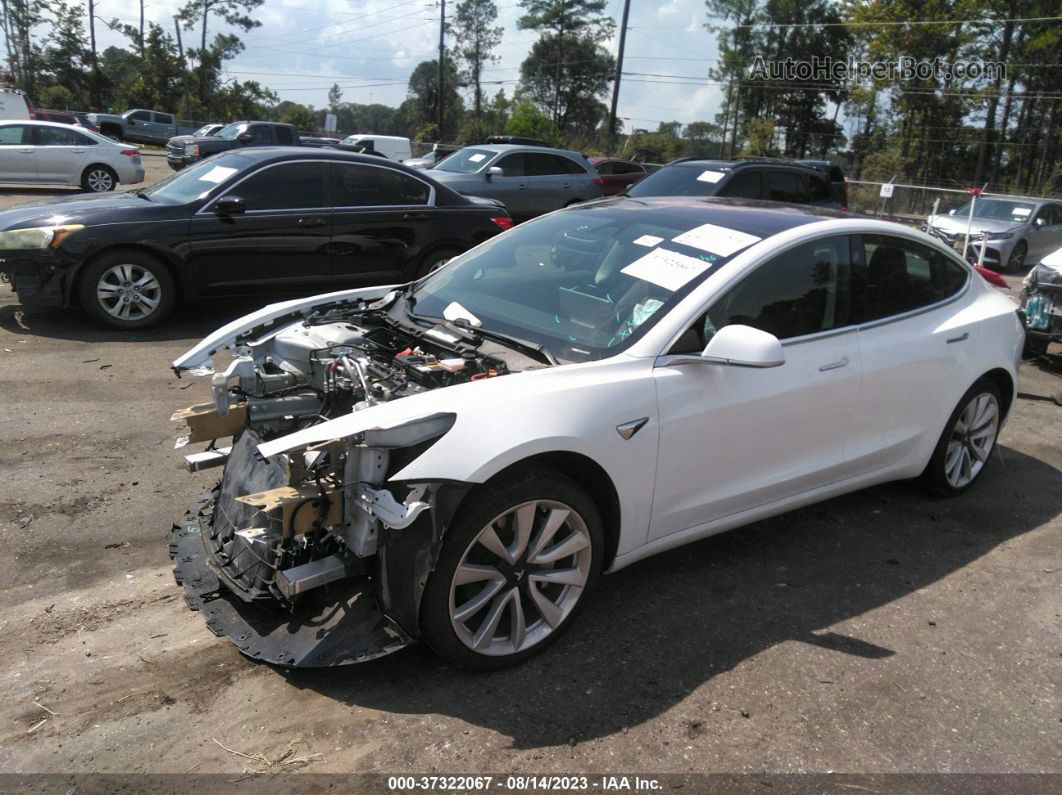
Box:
left=725, top=15, right=1062, bottom=29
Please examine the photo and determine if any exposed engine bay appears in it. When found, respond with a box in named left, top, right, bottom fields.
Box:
left=169, top=288, right=540, bottom=666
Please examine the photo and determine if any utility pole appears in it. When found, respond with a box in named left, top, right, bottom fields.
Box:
left=175, top=17, right=190, bottom=119
left=438, top=0, right=445, bottom=141
left=607, top=0, right=631, bottom=152
left=88, top=0, right=99, bottom=107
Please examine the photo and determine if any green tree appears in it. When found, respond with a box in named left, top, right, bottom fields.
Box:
left=328, top=82, right=343, bottom=112
left=177, top=0, right=264, bottom=101
left=402, top=58, right=464, bottom=139
left=39, top=0, right=91, bottom=107
left=278, top=102, right=319, bottom=132
left=115, top=24, right=183, bottom=112
left=505, top=98, right=556, bottom=142
left=446, top=0, right=503, bottom=119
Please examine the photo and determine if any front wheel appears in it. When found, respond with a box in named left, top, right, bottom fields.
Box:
left=922, top=378, right=1002, bottom=496
left=420, top=469, right=604, bottom=669
left=81, top=164, right=117, bottom=193
left=78, top=251, right=176, bottom=329
left=416, top=247, right=461, bottom=280
left=1005, top=242, right=1027, bottom=274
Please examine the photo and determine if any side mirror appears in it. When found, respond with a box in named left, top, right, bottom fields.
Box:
left=948, top=208, right=957, bottom=216
left=486, top=166, right=503, bottom=180
left=127, top=118, right=135, bottom=125
left=700, top=324, right=785, bottom=367
left=213, top=196, right=246, bottom=215
left=237, top=132, right=254, bottom=144
left=1034, top=217, right=1046, bottom=227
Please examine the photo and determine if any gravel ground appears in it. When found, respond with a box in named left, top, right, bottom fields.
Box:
left=0, top=169, right=1058, bottom=780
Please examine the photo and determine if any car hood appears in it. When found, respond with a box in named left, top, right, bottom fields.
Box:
left=0, top=191, right=154, bottom=229
left=927, top=214, right=1023, bottom=235
left=420, top=169, right=479, bottom=185
left=168, top=135, right=196, bottom=146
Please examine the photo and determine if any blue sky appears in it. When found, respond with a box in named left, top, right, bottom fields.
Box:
left=98, top=0, right=724, bottom=131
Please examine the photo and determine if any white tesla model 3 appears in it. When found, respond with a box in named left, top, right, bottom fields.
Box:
left=169, top=197, right=1024, bottom=670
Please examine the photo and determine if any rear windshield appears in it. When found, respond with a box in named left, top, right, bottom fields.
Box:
left=626, top=163, right=733, bottom=198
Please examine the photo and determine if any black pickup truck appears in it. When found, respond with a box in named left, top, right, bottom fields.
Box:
left=165, top=121, right=330, bottom=170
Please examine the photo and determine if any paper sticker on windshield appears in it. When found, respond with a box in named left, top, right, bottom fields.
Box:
left=620, top=248, right=713, bottom=292
left=199, top=166, right=237, bottom=184
left=633, top=234, right=663, bottom=247
left=468, top=153, right=486, bottom=163
left=671, top=223, right=761, bottom=257
left=696, top=170, right=725, bottom=183
left=1012, top=207, right=1031, bottom=217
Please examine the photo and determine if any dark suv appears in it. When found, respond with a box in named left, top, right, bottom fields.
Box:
left=627, top=158, right=847, bottom=210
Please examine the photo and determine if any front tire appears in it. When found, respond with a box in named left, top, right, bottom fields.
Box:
left=922, top=378, right=1002, bottom=496
left=81, top=164, right=117, bottom=193
left=416, top=247, right=461, bottom=280
left=78, top=250, right=176, bottom=329
left=420, top=468, right=604, bottom=670
left=1005, top=241, right=1027, bottom=274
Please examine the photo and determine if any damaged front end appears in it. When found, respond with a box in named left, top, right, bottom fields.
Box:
left=167, top=288, right=524, bottom=666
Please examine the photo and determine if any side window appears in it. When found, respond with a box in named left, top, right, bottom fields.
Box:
left=595, top=161, right=615, bottom=175
left=702, top=236, right=852, bottom=342
left=247, top=125, right=273, bottom=145
left=276, top=126, right=295, bottom=145
left=1034, top=204, right=1061, bottom=226
left=620, top=162, right=646, bottom=175
left=495, top=153, right=525, bottom=177
left=804, top=174, right=832, bottom=202
left=36, top=127, right=81, bottom=146
left=0, top=125, right=30, bottom=144
left=129, top=110, right=151, bottom=122
left=859, top=234, right=968, bottom=321
left=525, top=153, right=567, bottom=176
left=229, top=162, right=329, bottom=211
left=767, top=171, right=810, bottom=203
left=72, top=130, right=97, bottom=146
left=718, top=171, right=763, bottom=199
left=333, top=163, right=429, bottom=206
left=154, top=113, right=174, bottom=125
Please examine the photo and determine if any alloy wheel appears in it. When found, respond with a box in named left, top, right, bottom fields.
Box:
left=448, top=499, right=592, bottom=656
left=86, top=168, right=114, bottom=192
left=944, top=391, right=999, bottom=488
left=96, top=263, right=162, bottom=322
left=1007, top=244, right=1026, bottom=273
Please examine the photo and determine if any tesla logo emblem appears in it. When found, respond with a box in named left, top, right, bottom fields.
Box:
left=616, top=417, right=649, bottom=440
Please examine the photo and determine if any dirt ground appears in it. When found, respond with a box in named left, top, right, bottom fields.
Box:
left=0, top=164, right=1058, bottom=781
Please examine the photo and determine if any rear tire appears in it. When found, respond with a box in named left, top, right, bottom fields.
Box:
left=921, top=378, right=1002, bottom=496
left=78, top=250, right=176, bottom=329
left=416, top=247, right=461, bottom=280
left=81, top=164, right=117, bottom=193
left=420, top=468, right=604, bottom=670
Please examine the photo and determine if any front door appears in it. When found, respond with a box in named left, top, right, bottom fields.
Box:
left=189, top=160, right=333, bottom=296
left=1028, top=204, right=1062, bottom=261
left=0, top=124, right=36, bottom=181
left=488, top=152, right=532, bottom=219
left=649, top=235, right=860, bottom=540
left=330, top=161, right=436, bottom=286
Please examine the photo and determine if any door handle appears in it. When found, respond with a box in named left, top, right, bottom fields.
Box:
left=19, top=148, right=32, bottom=154
left=71, top=148, right=85, bottom=153
left=517, top=183, right=528, bottom=190
left=818, top=356, right=849, bottom=372
left=946, top=332, right=969, bottom=344
left=402, top=212, right=429, bottom=220
left=561, top=182, right=571, bottom=189
left=298, top=216, right=327, bottom=227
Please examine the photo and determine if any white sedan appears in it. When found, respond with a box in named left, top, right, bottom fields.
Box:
left=0, top=120, right=144, bottom=192
left=168, top=197, right=1024, bottom=670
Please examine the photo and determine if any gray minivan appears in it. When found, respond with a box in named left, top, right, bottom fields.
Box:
left=423, top=144, right=603, bottom=222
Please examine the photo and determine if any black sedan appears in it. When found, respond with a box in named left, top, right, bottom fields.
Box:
left=0, top=148, right=513, bottom=329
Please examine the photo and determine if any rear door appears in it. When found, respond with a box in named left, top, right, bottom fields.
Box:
left=152, top=112, right=175, bottom=141
left=125, top=110, right=153, bottom=143
left=847, top=234, right=975, bottom=477
left=0, top=124, right=37, bottom=181
left=189, top=160, right=333, bottom=296
left=34, top=125, right=92, bottom=184
left=330, top=161, right=435, bottom=286
left=524, top=152, right=581, bottom=215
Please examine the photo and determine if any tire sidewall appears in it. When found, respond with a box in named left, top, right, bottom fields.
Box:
left=77, top=251, right=177, bottom=329
left=420, top=469, right=604, bottom=670
left=416, top=247, right=461, bottom=280
left=1006, top=242, right=1027, bottom=274
left=82, top=165, right=117, bottom=193
left=922, top=378, right=1003, bottom=496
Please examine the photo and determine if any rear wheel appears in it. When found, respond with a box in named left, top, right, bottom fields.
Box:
left=420, top=469, right=603, bottom=669
left=922, top=378, right=1002, bottom=496
left=81, top=164, right=117, bottom=193
left=78, top=250, right=176, bottom=329
left=416, top=247, right=461, bottom=279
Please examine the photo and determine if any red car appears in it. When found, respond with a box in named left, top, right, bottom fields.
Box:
left=589, top=156, right=647, bottom=196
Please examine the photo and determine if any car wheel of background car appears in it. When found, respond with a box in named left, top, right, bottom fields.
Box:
left=922, top=377, right=1002, bottom=496
left=78, top=250, right=176, bottom=329
left=81, top=165, right=117, bottom=193
left=420, top=468, right=604, bottom=670
left=416, top=247, right=461, bottom=279
left=1005, top=242, right=1027, bottom=274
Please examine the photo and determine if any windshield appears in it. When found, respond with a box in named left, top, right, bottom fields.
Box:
left=433, top=148, right=495, bottom=174
left=626, top=163, right=733, bottom=198
left=214, top=122, right=246, bottom=140
left=409, top=204, right=744, bottom=362
left=141, top=152, right=252, bottom=203
left=194, top=124, right=218, bottom=136
left=952, top=199, right=1036, bottom=223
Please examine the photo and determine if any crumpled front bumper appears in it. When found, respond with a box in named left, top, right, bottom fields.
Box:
left=170, top=488, right=412, bottom=667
